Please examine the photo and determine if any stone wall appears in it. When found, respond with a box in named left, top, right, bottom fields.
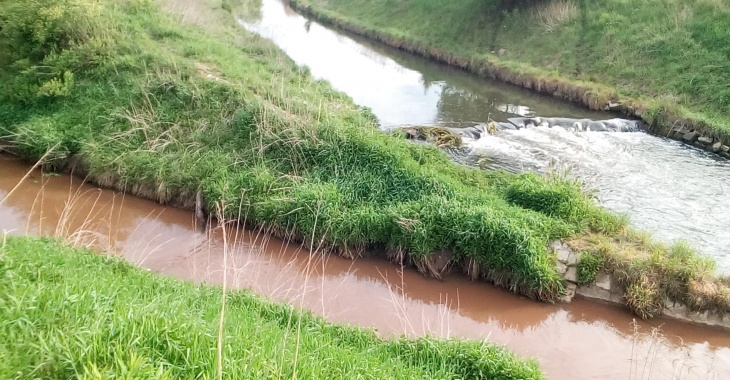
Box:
left=552, top=241, right=730, bottom=330
left=652, top=125, right=730, bottom=159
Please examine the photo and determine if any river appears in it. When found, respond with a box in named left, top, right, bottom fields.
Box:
left=3, top=1, right=730, bottom=378
left=238, top=0, right=730, bottom=272
left=2, top=154, right=729, bottom=379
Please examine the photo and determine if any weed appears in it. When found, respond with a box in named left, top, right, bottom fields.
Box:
left=576, top=251, right=604, bottom=285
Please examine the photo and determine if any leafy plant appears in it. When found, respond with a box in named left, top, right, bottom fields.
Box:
left=576, top=251, right=604, bottom=285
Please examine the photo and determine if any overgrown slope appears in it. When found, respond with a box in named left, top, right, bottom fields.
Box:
left=0, top=236, right=544, bottom=379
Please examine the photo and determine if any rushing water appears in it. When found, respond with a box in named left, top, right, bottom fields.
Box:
left=238, top=0, right=730, bottom=272
left=1, top=155, right=729, bottom=379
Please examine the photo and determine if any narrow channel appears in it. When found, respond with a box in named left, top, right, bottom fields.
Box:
left=2, top=155, right=729, bottom=379
left=238, top=0, right=730, bottom=272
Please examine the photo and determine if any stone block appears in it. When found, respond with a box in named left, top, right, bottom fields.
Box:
left=721, top=145, right=730, bottom=153
left=609, top=290, right=625, bottom=304
left=576, top=284, right=613, bottom=302
left=682, top=131, right=698, bottom=142
left=564, top=266, right=577, bottom=283
left=693, top=141, right=707, bottom=149
left=674, top=126, right=691, bottom=135
left=595, top=272, right=612, bottom=291
left=663, top=301, right=688, bottom=319
left=698, top=136, right=714, bottom=145
left=710, top=141, right=722, bottom=153
left=556, top=261, right=568, bottom=275
left=551, top=240, right=572, bottom=263
left=566, top=251, right=579, bottom=266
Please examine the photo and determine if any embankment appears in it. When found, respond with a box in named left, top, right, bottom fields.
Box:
left=289, top=0, right=730, bottom=158
left=0, top=235, right=544, bottom=379
left=0, top=0, right=728, bottom=325
left=0, top=0, right=623, bottom=304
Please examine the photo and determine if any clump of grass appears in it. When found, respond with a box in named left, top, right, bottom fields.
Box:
left=576, top=251, right=604, bottom=286
left=533, top=0, right=579, bottom=33
left=400, top=126, right=464, bottom=148
left=0, top=236, right=545, bottom=379
left=568, top=232, right=727, bottom=318
left=625, top=276, right=663, bottom=319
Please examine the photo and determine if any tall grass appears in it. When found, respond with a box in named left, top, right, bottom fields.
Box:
left=0, top=0, right=627, bottom=302
left=0, top=236, right=544, bottom=379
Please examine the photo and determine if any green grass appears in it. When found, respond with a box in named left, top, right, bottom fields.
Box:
left=294, top=0, right=730, bottom=138
left=568, top=232, right=730, bottom=318
left=0, top=235, right=544, bottom=379
left=0, top=0, right=630, bottom=302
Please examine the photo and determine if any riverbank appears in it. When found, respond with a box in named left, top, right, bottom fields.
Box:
left=0, top=235, right=543, bottom=379
left=0, top=0, right=621, bottom=302
left=288, top=0, right=730, bottom=158
left=0, top=0, right=728, bottom=323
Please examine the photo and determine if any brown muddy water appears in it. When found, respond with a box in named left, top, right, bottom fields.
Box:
left=2, top=155, right=730, bottom=379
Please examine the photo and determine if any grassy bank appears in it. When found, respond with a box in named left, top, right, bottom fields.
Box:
left=291, top=0, right=730, bottom=145
left=0, top=235, right=543, bottom=379
left=0, top=0, right=627, bottom=302
left=570, top=232, right=729, bottom=319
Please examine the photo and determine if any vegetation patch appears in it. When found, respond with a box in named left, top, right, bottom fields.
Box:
left=291, top=0, right=730, bottom=145
left=576, top=251, right=604, bottom=286
left=568, top=232, right=730, bottom=319
left=0, top=236, right=544, bottom=379
left=398, top=125, right=464, bottom=148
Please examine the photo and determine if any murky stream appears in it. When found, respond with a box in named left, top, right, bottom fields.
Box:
left=2, top=155, right=729, bottom=379
left=238, top=0, right=730, bottom=272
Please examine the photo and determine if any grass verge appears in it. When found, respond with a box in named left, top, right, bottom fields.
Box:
left=290, top=0, right=730, bottom=145
left=0, top=235, right=544, bottom=379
